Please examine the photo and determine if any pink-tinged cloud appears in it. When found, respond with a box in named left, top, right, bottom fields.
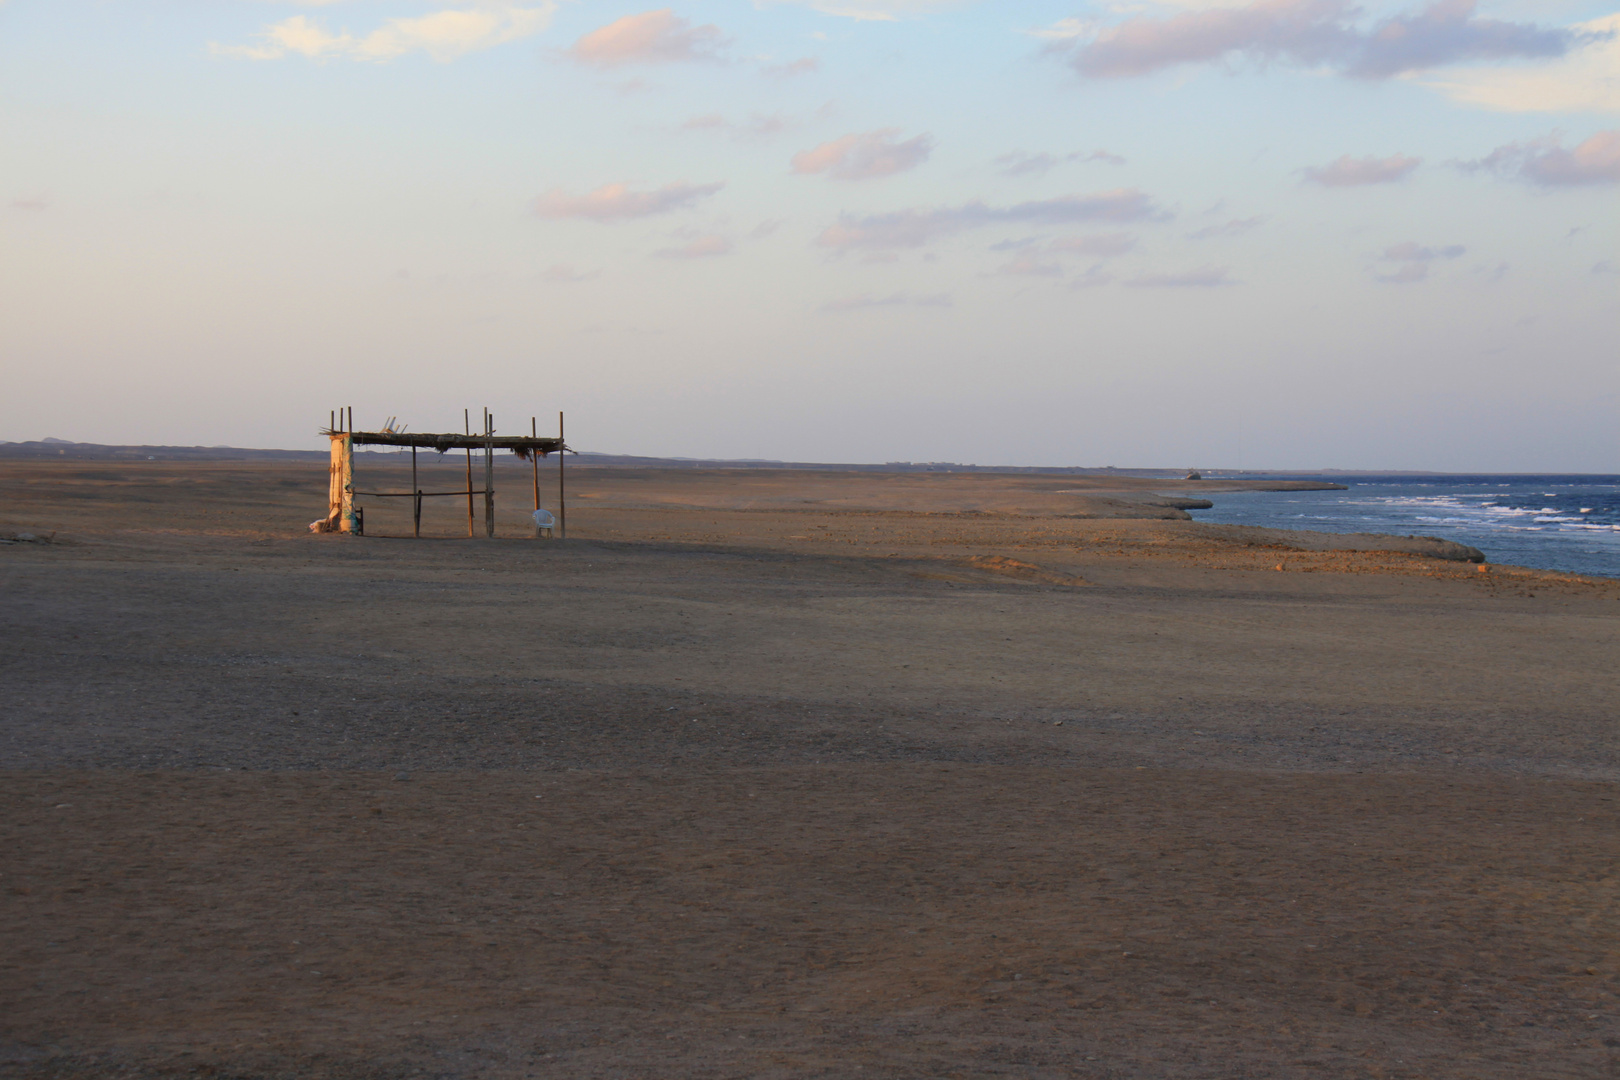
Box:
left=1068, top=0, right=1578, bottom=81
left=1304, top=154, right=1421, bottom=186
left=1186, top=216, right=1264, bottom=239
left=995, top=149, right=1125, bottom=177
left=792, top=130, right=934, bottom=181
left=821, top=292, right=952, bottom=312
left=1124, top=266, right=1235, bottom=288
left=532, top=181, right=724, bottom=221
left=655, top=235, right=732, bottom=258
left=816, top=190, right=1166, bottom=251
left=10, top=197, right=47, bottom=211
left=568, top=9, right=727, bottom=67
left=1464, top=130, right=1620, bottom=186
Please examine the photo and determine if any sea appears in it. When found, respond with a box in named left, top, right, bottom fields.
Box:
left=1183, top=475, right=1620, bottom=579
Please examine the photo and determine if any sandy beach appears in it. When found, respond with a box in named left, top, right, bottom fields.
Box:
left=3, top=459, right=1617, bottom=1079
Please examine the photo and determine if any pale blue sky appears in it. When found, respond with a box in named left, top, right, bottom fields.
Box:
left=3, top=0, right=1616, bottom=469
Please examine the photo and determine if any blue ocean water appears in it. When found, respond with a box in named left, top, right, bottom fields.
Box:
left=1185, top=475, right=1620, bottom=579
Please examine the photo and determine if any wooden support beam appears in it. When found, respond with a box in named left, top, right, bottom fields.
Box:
left=330, top=431, right=356, bottom=533
left=327, top=431, right=343, bottom=531
left=483, top=407, right=494, bottom=538
left=464, top=408, right=474, bottom=539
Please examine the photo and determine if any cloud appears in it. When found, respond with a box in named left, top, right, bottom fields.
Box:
left=10, top=197, right=47, bottom=211
left=355, top=6, right=553, bottom=61
left=211, top=15, right=350, bottom=60
left=1186, top=216, right=1263, bottom=239
left=1025, top=17, right=1097, bottom=41
left=759, top=0, right=968, bottom=22
left=1346, top=0, right=1576, bottom=79
left=211, top=5, right=553, bottom=62
left=763, top=57, right=820, bottom=77
left=821, top=292, right=953, bottom=312
left=996, top=254, right=1065, bottom=277
left=1374, top=240, right=1465, bottom=282
left=1383, top=241, right=1466, bottom=260
left=1461, top=130, right=1620, bottom=186
left=654, top=235, right=733, bottom=258
left=1047, top=232, right=1138, bottom=257
left=1303, top=153, right=1421, bottom=187
left=532, top=181, right=724, bottom=221
left=792, top=130, right=935, bottom=180
left=1063, top=0, right=1583, bottom=81
left=995, top=149, right=1125, bottom=177
left=816, top=190, right=1167, bottom=251
left=1423, top=14, right=1620, bottom=113
left=1376, top=263, right=1430, bottom=283
left=1069, top=267, right=1115, bottom=289
left=684, top=112, right=795, bottom=140
left=568, top=9, right=727, bottom=67
left=1124, top=266, right=1235, bottom=287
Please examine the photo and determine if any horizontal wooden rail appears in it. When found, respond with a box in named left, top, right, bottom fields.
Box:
left=352, top=489, right=489, bottom=498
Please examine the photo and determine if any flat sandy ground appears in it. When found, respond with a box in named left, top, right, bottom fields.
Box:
left=3, top=460, right=1618, bottom=1079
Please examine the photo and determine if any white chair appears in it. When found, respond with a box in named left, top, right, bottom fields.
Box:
left=532, top=508, right=556, bottom=538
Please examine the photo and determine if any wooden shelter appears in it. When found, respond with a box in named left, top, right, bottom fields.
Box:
left=319, top=406, right=568, bottom=538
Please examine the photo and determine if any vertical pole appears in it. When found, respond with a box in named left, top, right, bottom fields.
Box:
left=558, top=410, right=566, bottom=540
left=531, top=417, right=540, bottom=515
left=339, top=432, right=356, bottom=533
left=484, top=408, right=494, bottom=538
left=464, top=408, right=474, bottom=539
left=348, top=406, right=353, bottom=433
left=327, top=433, right=343, bottom=530
left=330, top=410, right=335, bottom=433
left=412, top=445, right=420, bottom=538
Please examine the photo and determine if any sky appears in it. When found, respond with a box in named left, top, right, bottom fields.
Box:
left=2, top=0, right=1617, bottom=470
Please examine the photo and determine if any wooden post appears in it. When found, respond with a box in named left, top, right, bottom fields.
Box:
left=464, top=408, right=474, bottom=539
left=333, top=432, right=356, bottom=533
left=327, top=431, right=344, bottom=531
left=531, top=417, right=540, bottom=515
left=484, top=408, right=494, bottom=538
left=558, top=410, right=566, bottom=540
left=411, top=445, right=420, bottom=538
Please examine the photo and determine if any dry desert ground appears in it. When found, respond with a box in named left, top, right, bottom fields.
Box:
left=2, top=458, right=1618, bottom=1079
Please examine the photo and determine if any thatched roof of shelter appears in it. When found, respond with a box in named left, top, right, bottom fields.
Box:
left=330, top=430, right=564, bottom=457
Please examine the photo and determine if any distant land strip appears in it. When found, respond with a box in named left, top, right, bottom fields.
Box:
left=0, top=439, right=1543, bottom=479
